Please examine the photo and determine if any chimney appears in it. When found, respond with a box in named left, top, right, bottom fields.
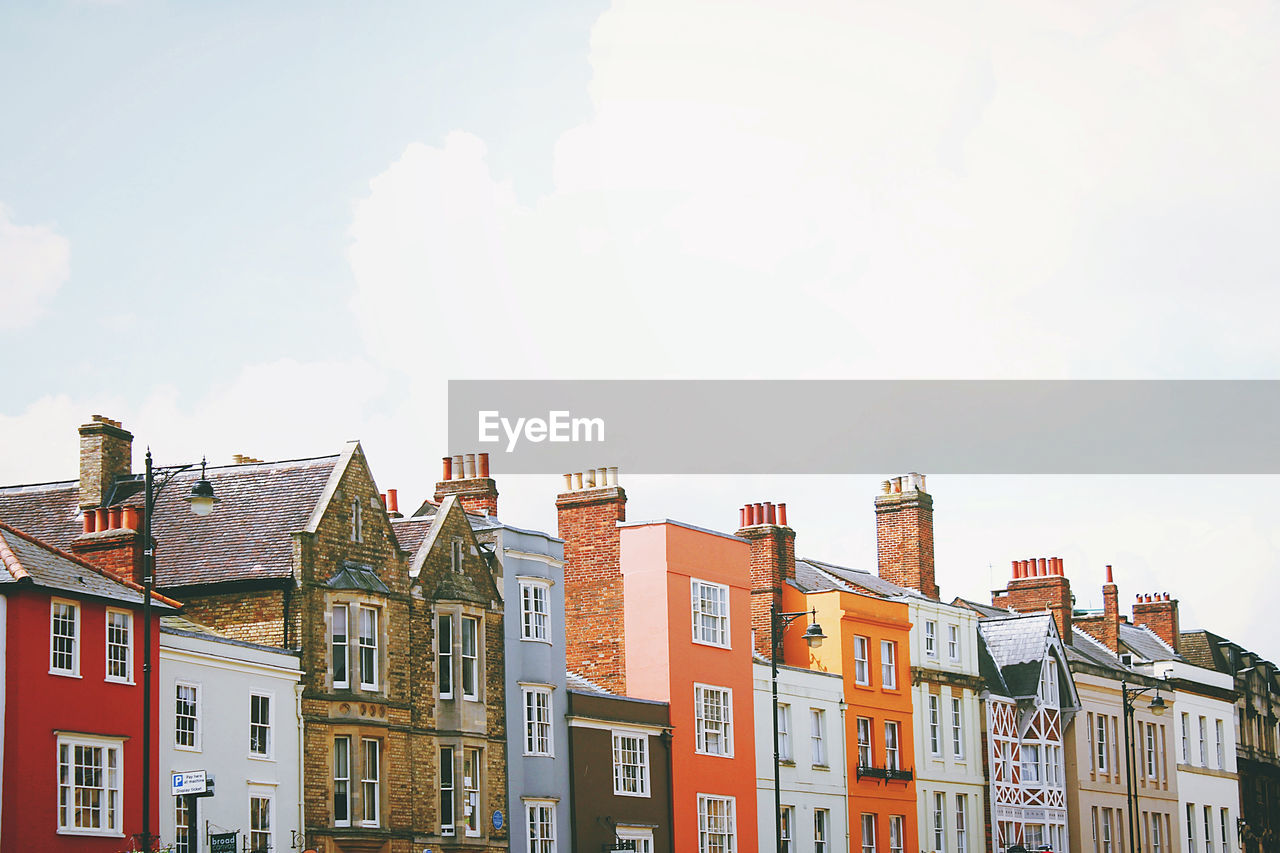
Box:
left=992, top=555, right=1074, bottom=644
left=736, top=501, right=797, bottom=659
left=1074, top=565, right=1123, bottom=655
left=70, top=497, right=144, bottom=585
left=1132, top=592, right=1180, bottom=654
left=875, top=473, right=939, bottom=599
left=434, top=451, right=499, bottom=516
left=78, top=416, right=133, bottom=509
left=557, top=466, right=627, bottom=693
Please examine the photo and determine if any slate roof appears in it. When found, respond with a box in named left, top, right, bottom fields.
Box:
left=326, top=564, right=390, bottom=594
left=161, top=614, right=300, bottom=657
left=0, top=455, right=341, bottom=589
left=953, top=596, right=1015, bottom=619
left=977, top=631, right=1012, bottom=697
left=794, top=557, right=931, bottom=600
left=0, top=520, right=178, bottom=608
left=977, top=612, right=1057, bottom=698
left=1180, top=630, right=1221, bottom=672
left=1119, top=621, right=1181, bottom=663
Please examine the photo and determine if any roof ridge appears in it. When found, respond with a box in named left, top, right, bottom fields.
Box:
left=0, top=520, right=182, bottom=608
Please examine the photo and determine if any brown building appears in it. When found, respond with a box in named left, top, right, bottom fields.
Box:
left=0, top=416, right=509, bottom=853
left=566, top=672, right=672, bottom=853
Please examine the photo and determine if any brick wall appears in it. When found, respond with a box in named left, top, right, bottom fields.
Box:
left=992, top=559, right=1074, bottom=644
left=434, top=478, right=499, bottom=517
left=181, top=587, right=289, bottom=646
left=736, top=506, right=795, bottom=659
left=1074, top=567, right=1121, bottom=654
left=78, top=416, right=132, bottom=509
left=875, top=478, right=940, bottom=599
left=69, top=529, right=142, bottom=585
left=1132, top=593, right=1179, bottom=653
left=558, top=485, right=627, bottom=694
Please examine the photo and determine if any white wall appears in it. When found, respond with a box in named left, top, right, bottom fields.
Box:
left=159, top=627, right=302, bottom=853
left=754, top=661, right=849, bottom=853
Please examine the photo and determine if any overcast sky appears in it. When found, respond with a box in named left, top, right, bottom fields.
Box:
left=2, top=1, right=1278, bottom=656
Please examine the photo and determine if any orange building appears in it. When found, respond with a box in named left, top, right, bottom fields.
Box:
left=737, top=500, right=918, bottom=853
left=621, top=519, right=760, bottom=853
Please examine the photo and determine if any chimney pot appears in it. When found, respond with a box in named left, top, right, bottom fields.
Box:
left=739, top=507, right=746, bottom=528
left=452, top=455, right=464, bottom=480
left=96, top=508, right=109, bottom=531
left=478, top=453, right=490, bottom=478
left=107, top=505, right=122, bottom=530
left=562, top=473, right=573, bottom=490
left=83, top=512, right=96, bottom=534
left=608, top=466, right=619, bottom=486
left=777, top=503, right=787, bottom=527
left=1012, top=560, right=1020, bottom=579
left=1105, top=565, right=1114, bottom=584
left=442, top=457, right=453, bottom=481
left=765, top=502, right=776, bottom=524
left=573, top=472, right=583, bottom=490
left=881, top=480, right=892, bottom=494
left=463, top=454, right=476, bottom=479
left=380, top=493, right=387, bottom=508
left=1038, top=557, right=1048, bottom=576
left=122, top=506, right=140, bottom=531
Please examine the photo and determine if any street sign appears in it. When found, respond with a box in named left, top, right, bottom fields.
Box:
left=171, top=770, right=207, bottom=796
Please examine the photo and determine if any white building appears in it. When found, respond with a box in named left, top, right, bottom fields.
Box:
left=1147, top=659, right=1241, bottom=853
left=160, top=616, right=302, bottom=853
left=755, top=659, right=849, bottom=853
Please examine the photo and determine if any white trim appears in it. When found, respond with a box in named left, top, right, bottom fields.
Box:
left=519, top=577, right=553, bottom=643
left=611, top=729, right=651, bottom=797
left=50, top=597, right=81, bottom=677
left=333, top=734, right=352, bottom=827
left=158, top=644, right=302, bottom=679
left=565, top=717, right=671, bottom=734
left=523, top=686, right=555, bottom=757
left=248, top=690, right=275, bottom=761
left=693, top=683, right=734, bottom=757
left=331, top=602, right=350, bottom=690
left=356, top=604, right=380, bottom=691
left=690, top=578, right=731, bottom=649
left=247, top=786, right=275, bottom=853
left=174, top=679, right=202, bottom=752
left=304, top=442, right=360, bottom=533
left=359, top=737, right=381, bottom=827
left=56, top=733, right=125, bottom=837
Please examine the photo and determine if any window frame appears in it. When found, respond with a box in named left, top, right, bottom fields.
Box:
left=854, top=635, right=870, bottom=686
left=947, top=623, right=960, bottom=661
left=249, top=791, right=273, bottom=853
left=104, top=608, right=133, bottom=683
left=929, top=695, right=941, bottom=755
left=56, top=733, right=124, bottom=836
left=889, top=815, right=905, bottom=853
left=437, top=612, right=454, bottom=699
left=334, top=735, right=352, bottom=827
left=694, top=683, right=734, bottom=757
left=464, top=747, right=483, bottom=837
left=361, top=737, right=381, bottom=828
left=523, top=685, right=554, bottom=757
left=520, top=578, right=552, bottom=643
left=861, top=813, right=876, bottom=853
left=526, top=799, right=556, bottom=853
left=951, top=696, right=965, bottom=759
left=248, top=692, right=273, bottom=760
left=357, top=605, right=380, bottom=691
left=175, top=792, right=193, bottom=853
left=440, top=746, right=455, bottom=836
left=461, top=615, right=480, bottom=701
left=777, top=703, right=793, bottom=763
left=814, top=808, right=829, bottom=853
left=332, top=603, right=350, bottom=689
left=690, top=578, right=731, bottom=648
left=955, top=794, right=968, bottom=853
left=884, top=720, right=900, bottom=770
left=50, top=598, right=81, bottom=677
left=857, top=716, right=873, bottom=767
left=697, top=794, right=736, bottom=853
left=933, top=791, right=946, bottom=851
left=881, top=639, right=897, bottom=689
left=612, top=729, right=651, bottom=797
left=780, top=805, right=794, bottom=853
left=924, top=620, right=937, bottom=657
left=810, top=708, right=828, bottom=767
left=175, top=681, right=201, bottom=752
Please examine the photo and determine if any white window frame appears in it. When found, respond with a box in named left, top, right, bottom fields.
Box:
left=461, top=615, right=480, bottom=701
left=955, top=794, right=968, bottom=853
left=361, top=738, right=381, bottom=827
left=814, top=808, right=829, bottom=853
left=56, top=733, right=123, bottom=836
left=1200, top=716, right=1209, bottom=766
left=691, top=578, right=730, bottom=648
left=881, top=640, right=897, bottom=689
left=934, top=791, right=946, bottom=851
left=862, top=813, right=876, bottom=853
left=249, top=790, right=273, bottom=852
left=332, top=603, right=350, bottom=689
left=925, top=620, right=937, bottom=657
left=697, top=794, right=736, bottom=853
left=334, top=735, right=352, bottom=827
left=854, top=635, right=870, bottom=685
left=951, top=697, right=964, bottom=759
left=885, top=720, right=900, bottom=770
left=948, top=623, right=960, bottom=660
left=438, top=613, right=454, bottom=699
left=617, top=826, right=655, bottom=853
left=1220, top=809, right=1229, bottom=853
left=612, top=729, right=650, bottom=796
left=357, top=605, right=379, bottom=691
left=890, top=815, right=905, bottom=853
left=104, top=608, right=133, bottom=683
left=1097, top=714, right=1110, bottom=773
left=1187, top=803, right=1197, bottom=853
left=1182, top=713, right=1191, bottom=763
left=526, top=799, right=556, bottom=853
left=694, top=684, right=734, bottom=757
left=1146, top=723, right=1158, bottom=779
left=1022, top=742, right=1042, bottom=783
left=175, top=681, right=201, bottom=752
left=524, top=686, right=554, bottom=756
left=780, top=805, right=794, bottom=853
left=777, top=703, right=792, bottom=762
left=1216, top=719, right=1225, bottom=769
left=810, top=708, right=828, bottom=767
left=249, top=692, right=273, bottom=760
left=929, top=695, right=941, bottom=755
left=857, top=716, right=873, bottom=767
left=440, top=746, right=455, bottom=836
left=50, top=598, right=81, bottom=677
left=520, top=578, right=552, bottom=642
left=175, top=791, right=193, bottom=853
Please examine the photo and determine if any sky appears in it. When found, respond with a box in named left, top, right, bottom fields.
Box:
left=2, top=1, right=1278, bottom=656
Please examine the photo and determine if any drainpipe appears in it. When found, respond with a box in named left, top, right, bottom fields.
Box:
left=839, top=699, right=850, bottom=853
left=296, top=681, right=305, bottom=848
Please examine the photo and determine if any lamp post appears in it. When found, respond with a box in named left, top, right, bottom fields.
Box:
left=1120, top=679, right=1166, bottom=853
left=770, top=604, right=826, bottom=853
left=139, top=451, right=217, bottom=852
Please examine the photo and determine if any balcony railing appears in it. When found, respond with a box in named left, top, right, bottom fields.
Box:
left=856, top=762, right=913, bottom=783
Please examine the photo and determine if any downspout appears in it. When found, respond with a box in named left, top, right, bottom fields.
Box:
left=664, top=730, right=676, bottom=853
left=296, top=681, right=305, bottom=848
left=840, top=699, right=850, bottom=853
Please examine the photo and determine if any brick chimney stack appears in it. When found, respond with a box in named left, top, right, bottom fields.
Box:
left=434, top=453, right=499, bottom=517
left=1075, top=565, right=1123, bottom=655
left=557, top=467, right=627, bottom=693
left=78, top=416, right=132, bottom=509
left=1132, top=593, right=1180, bottom=654
left=875, top=473, right=940, bottom=599
left=736, top=501, right=797, bottom=659
left=992, top=556, right=1074, bottom=644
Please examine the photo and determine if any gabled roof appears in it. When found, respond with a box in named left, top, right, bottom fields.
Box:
left=1, top=454, right=344, bottom=589
left=976, top=612, right=1078, bottom=709
left=0, top=521, right=179, bottom=608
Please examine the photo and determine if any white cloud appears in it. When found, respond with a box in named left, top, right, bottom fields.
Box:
left=0, top=205, right=70, bottom=331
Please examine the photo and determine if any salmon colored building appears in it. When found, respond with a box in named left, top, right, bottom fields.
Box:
left=620, top=519, right=759, bottom=853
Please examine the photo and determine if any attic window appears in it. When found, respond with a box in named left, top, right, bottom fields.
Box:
left=351, top=498, right=364, bottom=543
left=451, top=538, right=464, bottom=573
left=1121, top=653, right=1134, bottom=666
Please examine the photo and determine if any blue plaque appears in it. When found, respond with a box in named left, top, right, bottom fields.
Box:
left=493, top=809, right=504, bottom=830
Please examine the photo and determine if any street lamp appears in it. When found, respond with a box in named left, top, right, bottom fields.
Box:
left=140, top=451, right=217, bottom=851
left=1120, top=679, right=1166, bottom=853
left=771, top=604, right=825, bottom=853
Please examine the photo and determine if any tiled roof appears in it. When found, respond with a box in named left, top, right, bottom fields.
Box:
left=1119, top=621, right=1181, bottom=663
left=0, top=520, right=178, bottom=608
left=0, top=455, right=341, bottom=589
left=977, top=631, right=1011, bottom=697
left=980, top=612, right=1055, bottom=669
left=1067, top=627, right=1129, bottom=673
left=795, top=557, right=932, bottom=600
left=1179, top=630, right=1222, bottom=672
left=391, top=517, right=432, bottom=554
